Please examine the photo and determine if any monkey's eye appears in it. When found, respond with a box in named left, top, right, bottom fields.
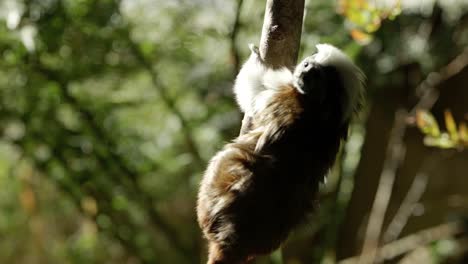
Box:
left=303, top=61, right=309, bottom=67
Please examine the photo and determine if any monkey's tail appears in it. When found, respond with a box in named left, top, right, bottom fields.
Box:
left=207, top=242, right=252, bottom=264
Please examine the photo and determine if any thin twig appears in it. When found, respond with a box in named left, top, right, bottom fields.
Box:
left=229, top=0, right=244, bottom=74
left=59, top=80, right=193, bottom=259
left=382, top=172, right=428, bottom=243
left=382, top=153, right=441, bottom=243
left=32, top=64, right=193, bottom=260
left=358, top=109, right=408, bottom=264
left=11, top=123, right=153, bottom=263
left=340, top=221, right=466, bottom=264
left=127, top=37, right=204, bottom=168
left=357, top=47, right=468, bottom=263
left=398, top=246, right=432, bottom=264
left=411, top=47, right=468, bottom=115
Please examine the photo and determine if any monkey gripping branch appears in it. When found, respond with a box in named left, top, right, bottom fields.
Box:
left=197, top=1, right=365, bottom=263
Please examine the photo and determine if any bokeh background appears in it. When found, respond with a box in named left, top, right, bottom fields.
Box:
left=0, top=0, right=468, bottom=263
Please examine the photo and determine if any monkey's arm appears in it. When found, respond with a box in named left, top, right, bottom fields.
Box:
left=233, top=45, right=264, bottom=136
left=233, top=44, right=265, bottom=116
left=254, top=86, right=301, bottom=152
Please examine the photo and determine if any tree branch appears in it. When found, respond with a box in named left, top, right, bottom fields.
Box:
left=356, top=46, right=468, bottom=263
left=340, top=221, right=466, bottom=264
left=239, top=0, right=305, bottom=135
left=411, top=47, right=468, bottom=116
left=31, top=64, right=193, bottom=260
left=383, top=172, right=428, bottom=243
left=127, top=37, right=205, bottom=168
left=358, top=109, right=408, bottom=264
left=229, top=0, right=245, bottom=74
left=259, top=0, right=305, bottom=68
left=382, top=153, right=441, bottom=243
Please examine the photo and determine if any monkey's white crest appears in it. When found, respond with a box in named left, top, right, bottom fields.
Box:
left=234, top=43, right=364, bottom=121
left=313, top=44, right=365, bottom=119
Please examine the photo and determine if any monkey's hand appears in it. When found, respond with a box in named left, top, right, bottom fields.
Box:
left=248, top=43, right=260, bottom=58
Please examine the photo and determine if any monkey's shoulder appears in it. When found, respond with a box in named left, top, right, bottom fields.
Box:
left=254, top=84, right=303, bottom=127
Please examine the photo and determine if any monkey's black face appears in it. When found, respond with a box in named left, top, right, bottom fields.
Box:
left=293, top=56, right=347, bottom=120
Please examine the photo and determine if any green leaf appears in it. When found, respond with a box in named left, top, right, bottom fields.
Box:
left=444, top=110, right=459, bottom=142
left=459, top=122, right=468, bottom=143
left=416, top=110, right=441, bottom=137
left=423, top=134, right=456, bottom=149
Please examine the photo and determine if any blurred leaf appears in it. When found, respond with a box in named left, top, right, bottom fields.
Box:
left=81, top=196, right=98, bottom=216
left=459, top=122, right=468, bottom=143
left=444, top=110, right=459, bottom=142
left=416, top=110, right=441, bottom=137
left=112, top=194, right=129, bottom=211
left=339, top=0, right=402, bottom=44
left=139, top=41, right=156, bottom=58
left=423, top=133, right=456, bottom=149
left=19, top=187, right=36, bottom=214
left=388, top=1, right=402, bottom=20
left=350, top=29, right=373, bottom=44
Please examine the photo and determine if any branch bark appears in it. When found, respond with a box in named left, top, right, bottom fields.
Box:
left=240, top=0, right=305, bottom=135
left=358, top=109, right=408, bottom=264
left=410, top=47, right=468, bottom=116
left=229, top=0, right=245, bottom=74
left=259, top=0, right=305, bottom=68
left=382, top=153, right=441, bottom=243
left=340, top=221, right=466, bottom=264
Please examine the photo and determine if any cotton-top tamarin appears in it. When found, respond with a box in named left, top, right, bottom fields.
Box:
left=197, top=44, right=365, bottom=264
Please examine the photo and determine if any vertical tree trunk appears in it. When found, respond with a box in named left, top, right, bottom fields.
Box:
left=259, top=0, right=305, bottom=69
left=240, top=0, right=305, bottom=135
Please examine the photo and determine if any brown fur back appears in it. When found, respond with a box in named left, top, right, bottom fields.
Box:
left=197, top=84, right=346, bottom=263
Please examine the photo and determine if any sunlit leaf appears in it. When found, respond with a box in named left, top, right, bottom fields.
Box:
left=339, top=0, right=402, bottom=44
left=365, top=21, right=381, bottom=33
left=350, top=29, right=373, bottom=44
left=423, top=134, right=456, bottom=149
left=139, top=41, right=155, bottom=57
left=81, top=196, right=98, bottom=216
left=444, top=110, right=459, bottom=142
left=112, top=194, right=129, bottom=211
left=388, top=0, right=402, bottom=20
left=459, top=122, right=468, bottom=143
left=416, top=110, right=441, bottom=137
left=19, top=187, right=36, bottom=214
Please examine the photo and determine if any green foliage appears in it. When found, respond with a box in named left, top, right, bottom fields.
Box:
left=416, top=110, right=468, bottom=149
left=338, top=0, right=401, bottom=44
